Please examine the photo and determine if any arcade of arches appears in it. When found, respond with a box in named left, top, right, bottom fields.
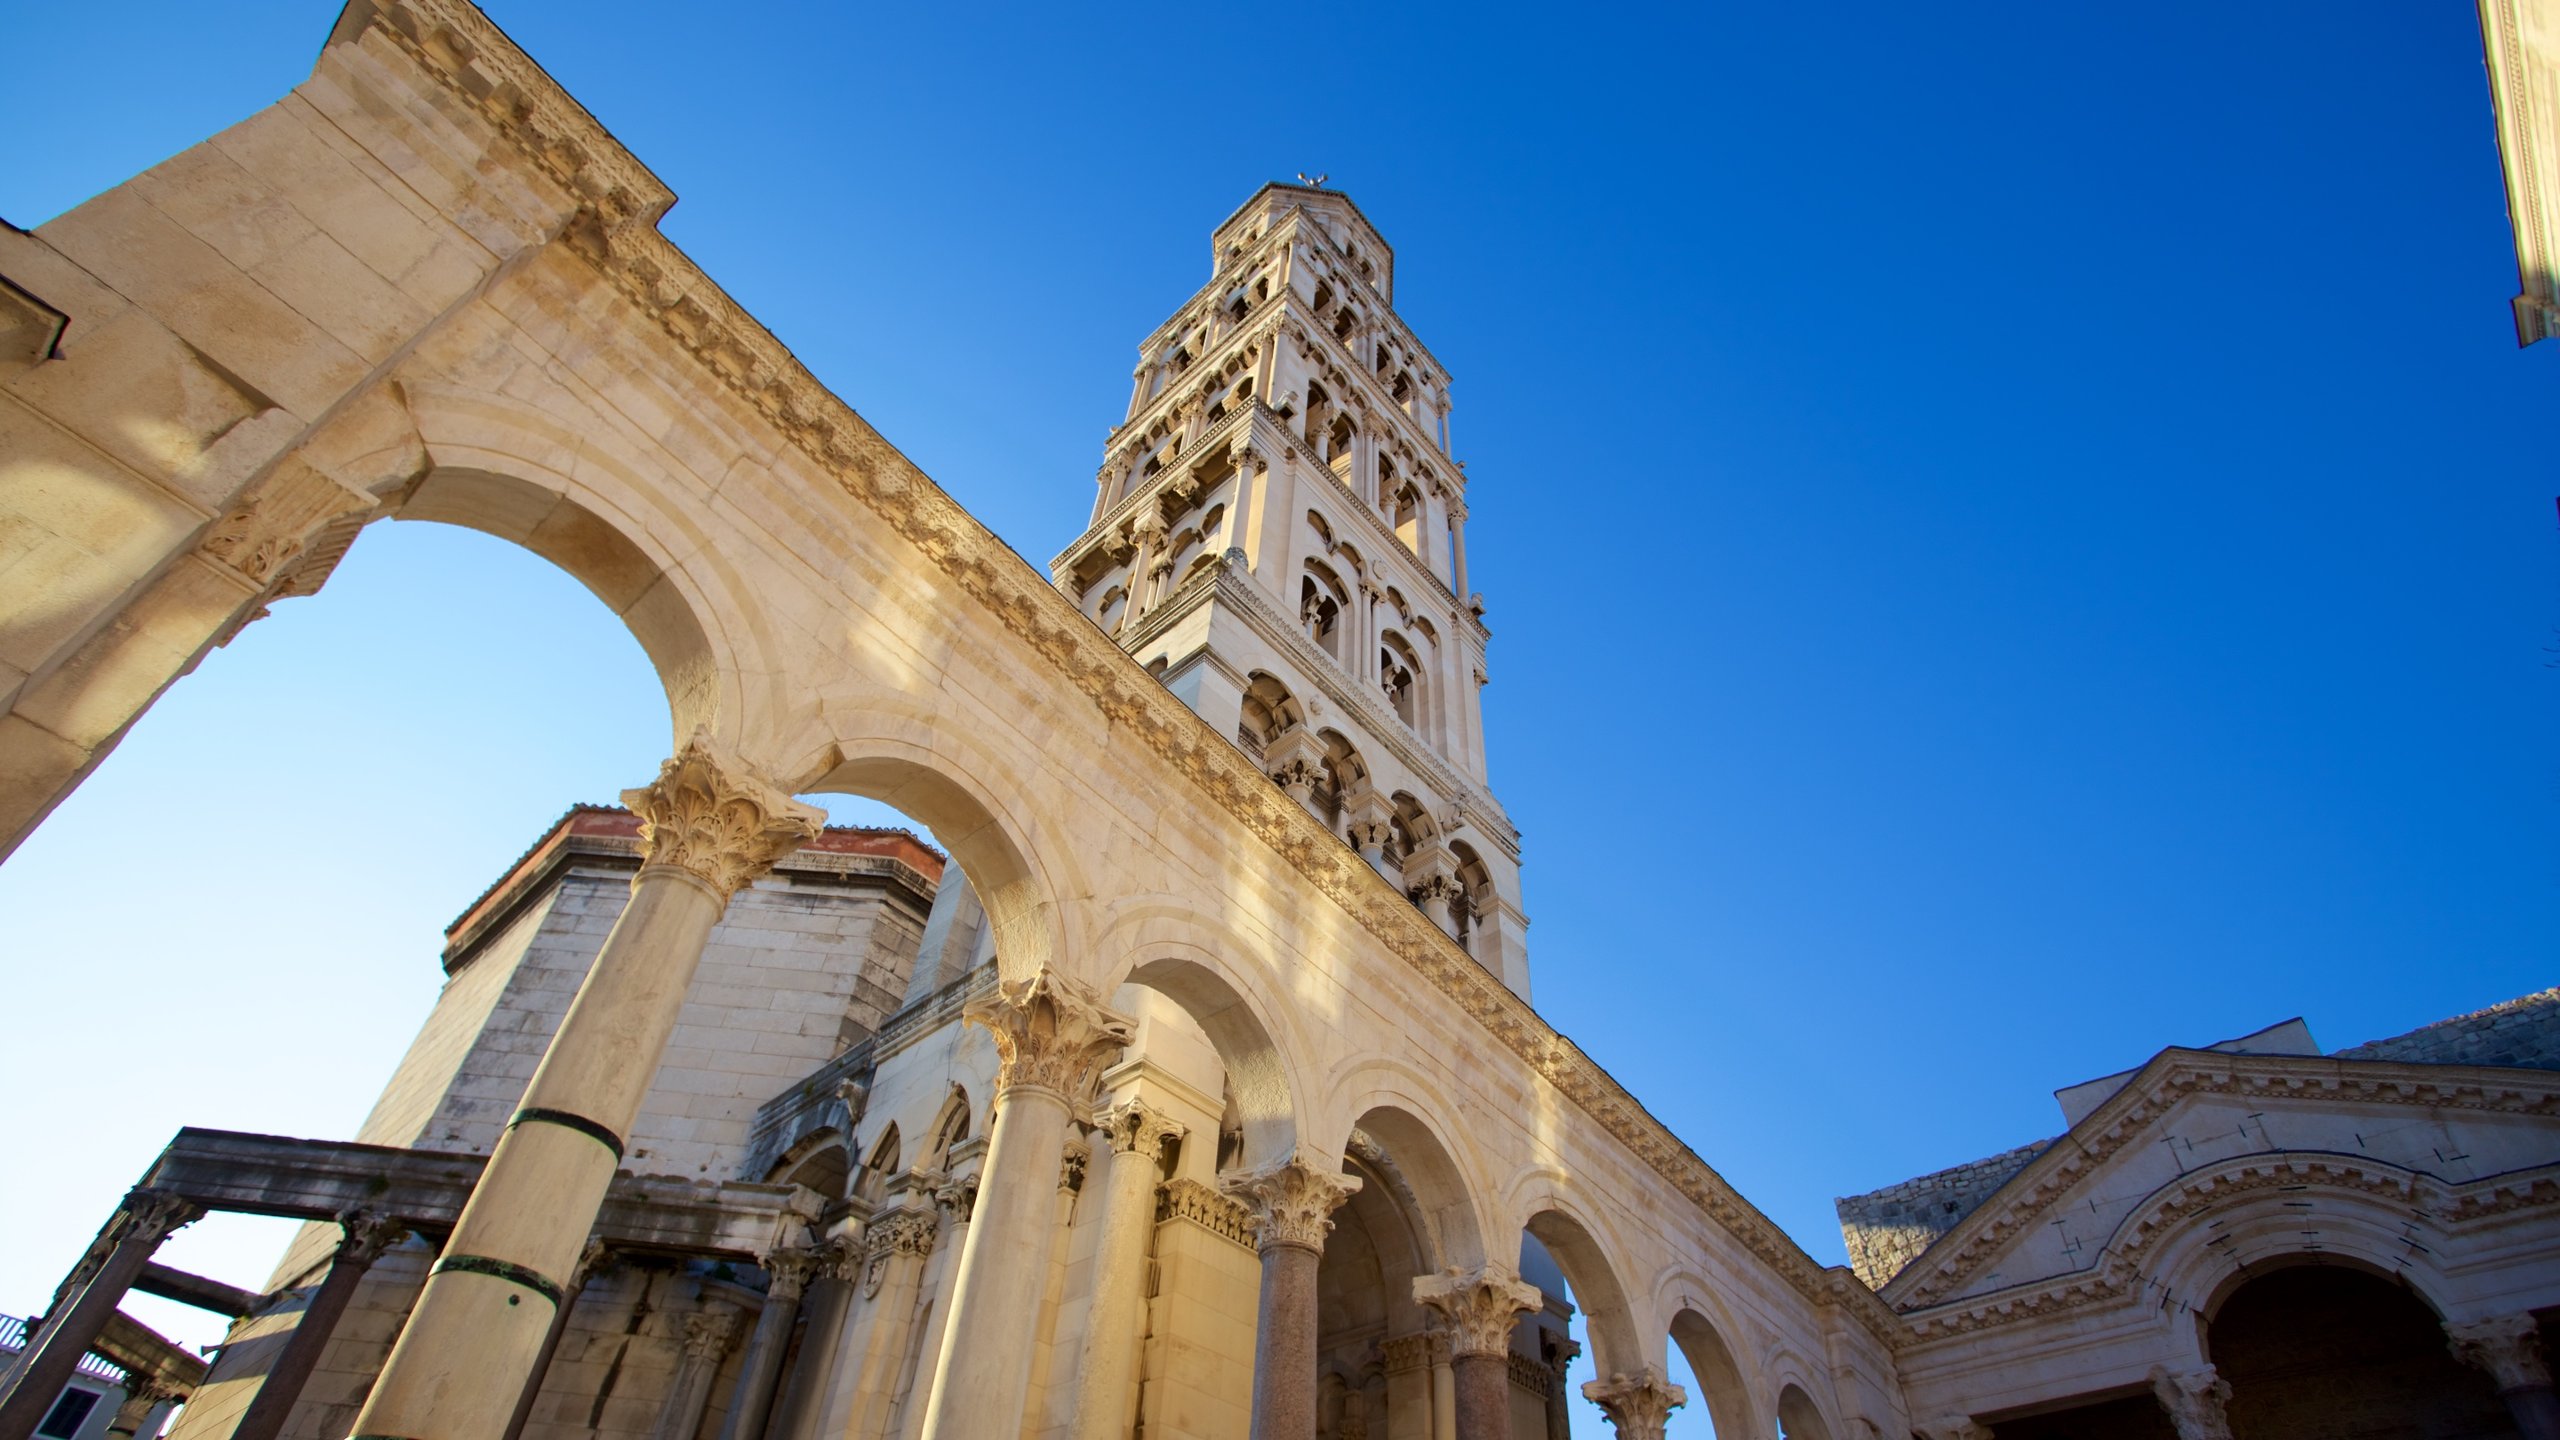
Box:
left=2, top=5, right=2557, bottom=1440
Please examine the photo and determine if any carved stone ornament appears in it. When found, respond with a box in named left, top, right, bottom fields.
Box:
left=1060, top=1140, right=1092, bottom=1194
left=334, top=1210, right=411, bottom=1267
left=1408, top=875, right=1464, bottom=906
left=682, top=1303, right=740, bottom=1361
left=760, top=1246, right=819, bottom=1303
left=119, top=1189, right=206, bottom=1245
left=2447, top=1313, right=2556, bottom=1391
left=1411, top=1264, right=1542, bottom=1358
left=1914, top=1419, right=1996, bottom=1440
left=1380, top=1332, right=1444, bottom=1375
left=963, top=969, right=1134, bottom=1103
left=1097, top=1098, right=1186, bottom=1159
left=1581, top=1369, right=1686, bottom=1440
left=622, top=731, right=824, bottom=903
left=2148, top=1366, right=2234, bottom=1440
left=861, top=1208, right=938, bottom=1297
left=1224, top=1155, right=1364, bottom=1254
left=933, top=1173, right=980, bottom=1225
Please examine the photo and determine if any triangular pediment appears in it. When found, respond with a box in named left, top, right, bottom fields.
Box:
left=1878, top=1047, right=2560, bottom=1314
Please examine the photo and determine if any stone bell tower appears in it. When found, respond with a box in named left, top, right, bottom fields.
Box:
left=1051, top=183, right=1533, bottom=997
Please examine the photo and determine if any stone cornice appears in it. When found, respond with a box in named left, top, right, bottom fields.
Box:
left=1884, top=1049, right=2560, bottom=1311
left=2480, top=0, right=2559, bottom=345
left=351, top=0, right=1904, bottom=1349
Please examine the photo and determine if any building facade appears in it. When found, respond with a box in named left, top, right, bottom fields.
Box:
left=0, top=4, right=2554, bottom=1440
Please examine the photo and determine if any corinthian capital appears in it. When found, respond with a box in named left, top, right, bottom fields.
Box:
left=2148, top=1366, right=2233, bottom=1440
left=2447, top=1314, right=2555, bottom=1391
left=964, top=969, right=1134, bottom=1103
left=1581, top=1369, right=1686, bottom=1440
left=1412, top=1264, right=1541, bottom=1359
left=622, top=732, right=824, bottom=902
left=1097, top=1098, right=1186, bottom=1159
left=1224, top=1154, right=1363, bottom=1254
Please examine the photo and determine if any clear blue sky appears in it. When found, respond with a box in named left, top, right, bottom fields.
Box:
left=3, top=4, right=2552, bottom=1433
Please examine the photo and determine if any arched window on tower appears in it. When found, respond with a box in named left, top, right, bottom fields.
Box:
left=1326, top=415, right=1355, bottom=485
left=1391, top=482, right=1423, bottom=555
left=1237, top=672, right=1303, bottom=760
left=1449, top=841, right=1492, bottom=958
left=1301, top=563, right=1347, bottom=661
left=1378, top=634, right=1420, bottom=726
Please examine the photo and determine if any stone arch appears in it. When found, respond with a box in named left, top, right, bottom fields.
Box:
left=766, top=1131, right=850, bottom=1203
left=1093, top=904, right=1312, bottom=1171
left=1512, top=1195, right=1644, bottom=1382
left=921, top=1085, right=973, bottom=1168
left=2127, top=1154, right=2449, bottom=1367
left=391, top=382, right=779, bottom=752
left=1655, top=1273, right=1760, bottom=1439
left=1320, top=1062, right=1496, bottom=1271
left=1776, top=1381, right=1836, bottom=1440
left=788, top=718, right=1075, bottom=985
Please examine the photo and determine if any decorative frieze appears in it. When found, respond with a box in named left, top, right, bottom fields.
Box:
left=1157, top=1177, right=1253, bottom=1248
left=1411, top=1264, right=1541, bottom=1358
left=622, top=733, right=824, bottom=902
left=963, top=969, right=1133, bottom=1104
left=1224, top=1156, right=1363, bottom=1254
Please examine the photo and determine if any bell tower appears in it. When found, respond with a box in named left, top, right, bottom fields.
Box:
left=1051, top=183, right=1532, bottom=997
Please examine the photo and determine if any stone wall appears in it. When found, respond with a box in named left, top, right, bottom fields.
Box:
left=1834, top=1139, right=2053, bottom=1291
left=2333, top=987, right=2560, bottom=1072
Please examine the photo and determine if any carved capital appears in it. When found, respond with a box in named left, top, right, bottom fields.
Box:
left=333, top=1210, right=410, bottom=1268
left=622, top=732, right=824, bottom=902
left=1581, top=1369, right=1686, bottom=1440
left=1915, top=1419, right=1997, bottom=1440
left=861, top=1208, right=938, bottom=1297
left=198, top=461, right=373, bottom=588
left=1224, top=1155, right=1363, bottom=1254
left=2447, top=1314, right=2555, bottom=1391
left=760, top=1246, right=818, bottom=1303
left=963, top=969, right=1133, bottom=1104
left=933, top=1173, right=980, bottom=1225
left=1412, top=1264, right=1541, bottom=1358
left=1408, top=875, right=1464, bottom=905
left=682, top=1302, right=740, bottom=1361
left=2148, top=1366, right=2234, bottom=1440
left=118, top=1189, right=205, bottom=1246
left=1097, top=1098, right=1186, bottom=1160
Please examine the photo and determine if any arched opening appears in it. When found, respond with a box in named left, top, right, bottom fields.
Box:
left=767, top=1133, right=851, bottom=1204
left=1776, top=1383, right=1833, bottom=1440
left=1238, top=672, right=1304, bottom=760
left=1665, top=1306, right=1753, bottom=1438
left=1515, top=1207, right=1639, bottom=1437
left=1315, top=730, right=1367, bottom=832
left=1311, top=1105, right=1489, bottom=1440
left=2209, top=1265, right=2513, bottom=1439
left=1448, top=841, right=1492, bottom=957
left=1378, top=636, right=1420, bottom=727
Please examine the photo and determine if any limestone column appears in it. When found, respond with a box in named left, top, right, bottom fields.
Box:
left=352, top=733, right=822, bottom=1440
left=1070, top=1100, right=1186, bottom=1440
left=2148, top=1366, right=2234, bottom=1440
left=713, top=1246, right=814, bottom=1440
left=843, top=1207, right=942, bottom=1440
left=2449, top=1314, right=2560, bottom=1440
left=1539, top=1335, right=1580, bottom=1440
left=0, top=1190, right=201, bottom=1440
left=896, top=1173, right=979, bottom=1440
left=1226, top=1156, right=1364, bottom=1440
left=650, top=1301, right=742, bottom=1440
left=768, top=1228, right=863, bottom=1440
left=1412, top=1266, right=1540, bottom=1440
left=230, top=1211, right=409, bottom=1440
left=503, top=1242, right=612, bottom=1440
left=1429, top=1338, right=1457, bottom=1440
left=917, top=971, right=1132, bottom=1440
left=1582, top=1369, right=1685, bottom=1440
left=1447, top=502, right=1471, bottom=599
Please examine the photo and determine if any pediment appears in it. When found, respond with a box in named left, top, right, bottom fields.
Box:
left=1878, top=1048, right=2560, bottom=1313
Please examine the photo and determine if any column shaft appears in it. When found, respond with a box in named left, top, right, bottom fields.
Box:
left=0, top=1194, right=198, bottom=1440
left=916, top=1087, right=1078, bottom=1439
left=1449, top=1355, right=1510, bottom=1440
left=1071, top=1105, right=1180, bottom=1440
left=352, top=737, right=819, bottom=1440
left=1430, top=1356, right=1456, bottom=1440
left=230, top=1216, right=405, bottom=1440
left=1247, top=1245, right=1322, bottom=1440
left=713, top=1252, right=810, bottom=1440
left=502, top=1248, right=606, bottom=1440
left=768, top=1239, right=860, bottom=1440
left=844, top=1216, right=938, bottom=1440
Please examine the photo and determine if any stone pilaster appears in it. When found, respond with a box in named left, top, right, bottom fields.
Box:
left=649, top=1300, right=741, bottom=1440
left=354, top=733, right=819, bottom=1440
left=715, top=1245, right=815, bottom=1440
left=1072, top=1099, right=1186, bottom=1440
left=842, top=1207, right=940, bottom=1440
left=1226, top=1157, right=1362, bottom=1440
left=2449, top=1314, right=2560, bottom=1440
left=1582, top=1368, right=1685, bottom=1440
left=919, top=972, right=1130, bottom=1440
left=2149, top=1366, right=2234, bottom=1440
